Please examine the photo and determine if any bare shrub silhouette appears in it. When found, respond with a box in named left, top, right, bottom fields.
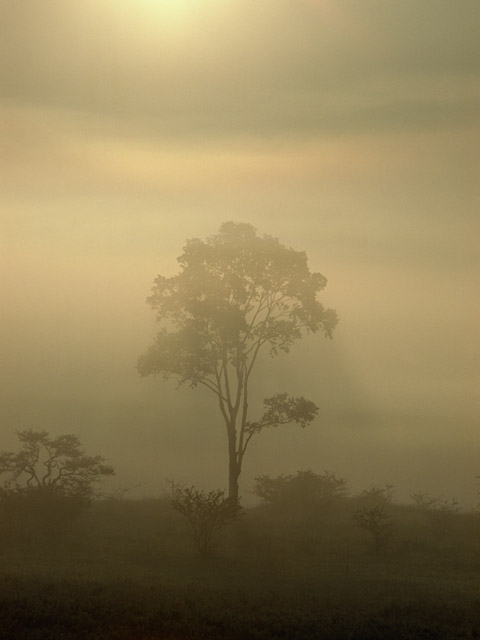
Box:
left=352, top=505, right=394, bottom=553
left=168, top=481, right=241, bottom=555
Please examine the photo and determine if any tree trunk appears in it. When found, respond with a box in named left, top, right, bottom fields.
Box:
left=228, top=468, right=239, bottom=503
left=227, top=424, right=240, bottom=503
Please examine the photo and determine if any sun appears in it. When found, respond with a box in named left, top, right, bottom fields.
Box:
left=140, top=0, right=193, bottom=13
left=102, top=0, right=225, bottom=53
left=126, top=0, right=222, bottom=40
left=136, top=0, right=214, bottom=22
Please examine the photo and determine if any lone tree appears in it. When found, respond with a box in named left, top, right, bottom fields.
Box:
left=138, top=222, right=337, bottom=502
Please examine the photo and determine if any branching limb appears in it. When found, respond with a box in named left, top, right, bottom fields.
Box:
left=240, top=393, right=318, bottom=459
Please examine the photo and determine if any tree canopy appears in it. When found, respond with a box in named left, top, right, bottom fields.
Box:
left=138, top=222, right=338, bottom=500
left=0, top=429, right=114, bottom=501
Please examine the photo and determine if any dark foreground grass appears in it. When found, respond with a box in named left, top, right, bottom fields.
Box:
left=1, top=499, right=480, bottom=639
left=0, top=572, right=479, bottom=640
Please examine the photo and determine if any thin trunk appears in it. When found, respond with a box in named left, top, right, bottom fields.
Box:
left=227, top=421, right=240, bottom=503
left=228, top=465, right=239, bottom=503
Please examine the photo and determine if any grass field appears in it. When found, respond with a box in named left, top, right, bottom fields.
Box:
left=1, top=497, right=479, bottom=639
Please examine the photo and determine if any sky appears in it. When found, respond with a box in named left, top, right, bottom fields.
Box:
left=1, top=0, right=479, bottom=506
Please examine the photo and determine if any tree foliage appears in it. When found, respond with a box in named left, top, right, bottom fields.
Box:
left=0, top=430, right=115, bottom=540
left=359, top=484, right=394, bottom=508
left=410, top=492, right=460, bottom=538
left=253, top=469, right=348, bottom=515
left=352, top=505, right=394, bottom=553
left=138, top=222, right=337, bottom=500
left=0, top=429, right=114, bottom=500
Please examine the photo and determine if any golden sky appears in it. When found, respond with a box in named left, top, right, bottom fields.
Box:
left=1, top=0, right=479, bottom=505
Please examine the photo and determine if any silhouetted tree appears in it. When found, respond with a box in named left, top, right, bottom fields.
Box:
left=353, top=485, right=395, bottom=553
left=0, top=429, right=114, bottom=499
left=254, top=469, right=348, bottom=515
left=138, top=222, right=337, bottom=502
left=359, top=484, right=394, bottom=507
left=0, top=430, right=114, bottom=537
left=352, top=505, right=394, bottom=553
left=410, top=492, right=460, bottom=539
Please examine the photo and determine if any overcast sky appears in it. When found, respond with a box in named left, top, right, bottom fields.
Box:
left=1, top=0, right=479, bottom=506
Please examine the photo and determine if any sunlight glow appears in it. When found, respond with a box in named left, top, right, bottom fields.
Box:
left=139, top=0, right=201, bottom=16
left=114, top=0, right=227, bottom=49
left=135, top=0, right=218, bottom=26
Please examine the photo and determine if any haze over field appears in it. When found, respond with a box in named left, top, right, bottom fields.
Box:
left=1, top=0, right=479, bottom=505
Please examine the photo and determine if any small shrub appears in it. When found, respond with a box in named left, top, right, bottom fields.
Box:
left=353, top=505, right=394, bottom=553
left=410, top=492, right=460, bottom=539
left=168, top=482, right=241, bottom=555
left=359, top=484, right=394, bottom=507
left=253, top=469, right=348, bottom=516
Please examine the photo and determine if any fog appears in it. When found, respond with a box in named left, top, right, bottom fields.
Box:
left=1, top=0, right=479, bottom=507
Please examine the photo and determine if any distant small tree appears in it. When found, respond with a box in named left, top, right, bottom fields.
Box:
left=410, top=492, right=459, bottom=538
left=353, top=485, right=395, bottom=553
left=138, top=222, right=337, bottom=502
left=352, top=506, right=394, bottom=553
left=253, top=469, right=348, bottom=516
left=410, top=491, right=438, bottom=510
left=0, top=430, right=114, bottom=537
left=168, top=481, right=241, bottom=555
left=0, top=430, right=114, bottom=499
left=359, top=484, right=394, bottom=507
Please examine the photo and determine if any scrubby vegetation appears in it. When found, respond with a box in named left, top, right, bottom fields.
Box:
left=0, top=430, right=114, bottom=545
left=1, top=471, right=479, bottom=638
left=168, top=481, right=241, bottom=555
